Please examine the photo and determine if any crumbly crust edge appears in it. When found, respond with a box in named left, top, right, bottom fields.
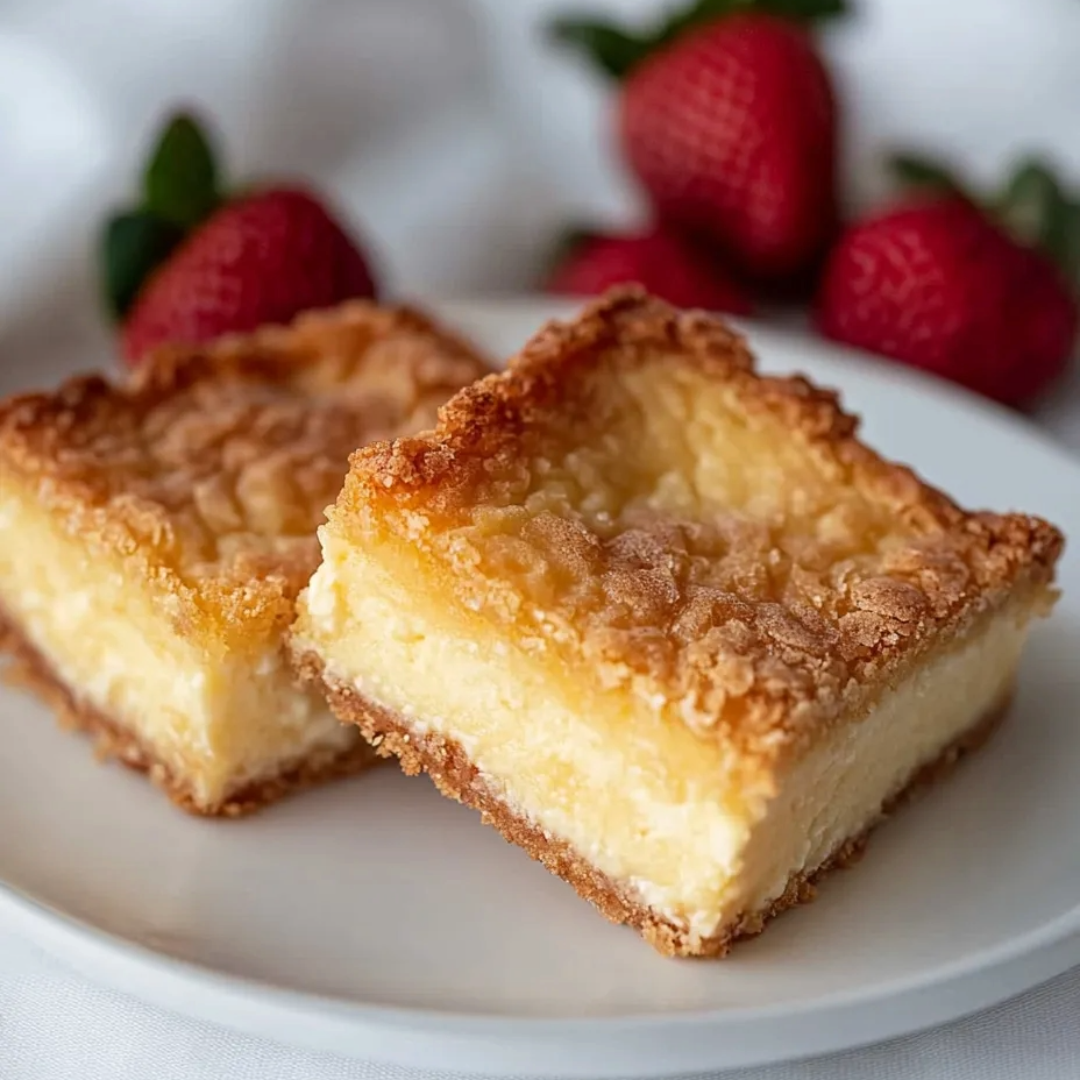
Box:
left=296, top=646, right=1010, bottom=958
left=0, top=300, right=485, bottom=436
left=0, top=299, right=491, bottom=649
left=347, top=286, right=1063, bottom=589
left=0, top=606, right=379, bottom=817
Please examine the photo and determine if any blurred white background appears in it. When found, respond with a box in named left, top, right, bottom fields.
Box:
left=2, top=0, right=1080, bottom=320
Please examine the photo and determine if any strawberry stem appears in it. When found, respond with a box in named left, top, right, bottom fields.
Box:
left=551, top=0, right=848, bottom=79
left=887, top=153, right=967, bottom=197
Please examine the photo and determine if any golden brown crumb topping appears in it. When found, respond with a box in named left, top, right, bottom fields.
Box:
left=331, top=288, right=1063, bottom=753
left=0, top=302, right=488, bottom=642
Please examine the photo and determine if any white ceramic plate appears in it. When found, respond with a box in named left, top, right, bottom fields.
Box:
left=1, top=298, right=1079, bottom=1079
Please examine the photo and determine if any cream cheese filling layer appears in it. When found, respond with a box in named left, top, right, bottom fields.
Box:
left=729, top=612, right=1024, bottom=924
left=0, top=489, right=353, bottom=809
left=299, top=537, right=1032, bottom=940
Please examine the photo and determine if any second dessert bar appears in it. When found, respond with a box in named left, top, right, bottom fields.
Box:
left=293, top=288, right=1062, bottom=956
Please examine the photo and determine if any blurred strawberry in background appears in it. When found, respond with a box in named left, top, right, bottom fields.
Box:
left=551, top=0, right=844, bottom=285
left=545, top=0, right=1079, bottom=408
left=815, top=156, right=1080, bottom=406
left=547, top=225, right=753, bottom=313
left=96, top=2, right=1080, bottom=411
left=101, top=113, right=378, bottom=366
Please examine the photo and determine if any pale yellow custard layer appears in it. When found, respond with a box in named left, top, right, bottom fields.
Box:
left=297, top=535, right=1033, bottom=942
left=0, top=487, right=354, bottom=809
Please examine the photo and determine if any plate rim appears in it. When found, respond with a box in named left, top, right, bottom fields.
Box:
left=5, top=876, right=1080, bottom=1077
left=3, top=296, right=1080, bottom=1077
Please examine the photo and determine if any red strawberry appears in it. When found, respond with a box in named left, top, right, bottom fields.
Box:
left=547, top=226, right=753, bottom=314
left=552, top=0, right=844, bottom=281
left=121, top=188, right=376, bottom=364
left=814, top=156, right=1080, bottom=406
left=102, top=113, right=377, bottom=366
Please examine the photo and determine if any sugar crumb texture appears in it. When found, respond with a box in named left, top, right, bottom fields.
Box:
left=330, top=287, right=1064, bottom=755
left=0, top=301, right=489, bottom=633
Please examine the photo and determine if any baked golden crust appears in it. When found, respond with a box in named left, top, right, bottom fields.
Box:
left=327, top=288, right=1063, bottom=767
left=0, top=301, right=489, bottom=647
left=1, top=603, right=379, bottom=816
left=295, top=644, right=1011, bottom=957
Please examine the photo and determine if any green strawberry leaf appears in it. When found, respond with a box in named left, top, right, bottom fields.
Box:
left=548, top=19, right=654, bottom=78
left=994, top=158, right=1080, bottom=282
left=143, top=112, right=221, bottom=230
left=996, top=159, right=1062, bottom=244
left=551, top=0, right=846, bottom=79
left=1059, top=202, right=1080, bottom=286
left=101, top=209, right=185, bottom=318
left=545, top=224, right=599, bottom=280
left=887, top=152, right=967, bottom=197
left=719, top=0, right=848, bottom=22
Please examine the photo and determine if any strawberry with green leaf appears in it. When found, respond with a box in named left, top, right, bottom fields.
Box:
left=552, top=0, right=845, bottom=282
left=814, top=155, right=1080, bottom=406
left=102, top=112, right=378, bottom=366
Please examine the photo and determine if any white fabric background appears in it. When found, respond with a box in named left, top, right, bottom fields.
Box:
left=2, top=0, right=1080, bottom=1076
